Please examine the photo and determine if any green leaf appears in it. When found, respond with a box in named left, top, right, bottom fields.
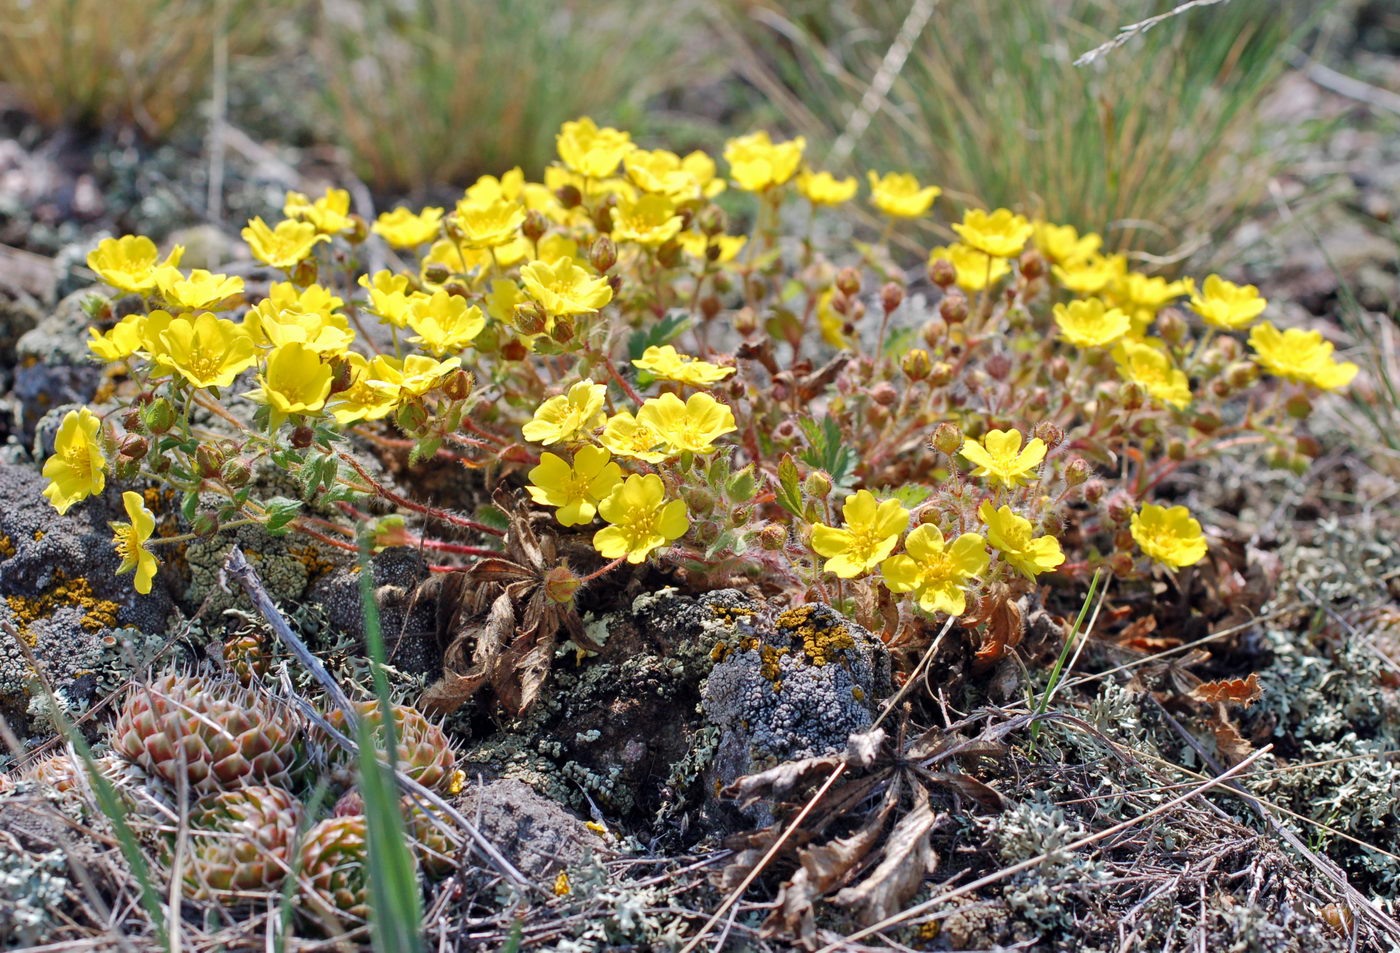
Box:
left=408, top=437, right=442, bottom=465
left=181, top=490, right=199, bottom=523
left=884, top=484, right=933, bottom=508
left=727, top=465, right=757, bottom=502
left=775, top=453, right=804, bottom=518
left=798, top=416, right=856, bottom=486
left=626, top=310, right=691, bottom=361
left=264, top=497, right=302, bottom=535
left=474, top=505, right=510, bottom=532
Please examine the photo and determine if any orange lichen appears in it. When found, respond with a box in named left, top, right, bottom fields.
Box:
left=6, top=572, right=121, bottom=636
left=289, top=545, right=340, bottom=580
left=0, top=534, right=14, bottom=560
left=777, top=605, right=854, bottom=666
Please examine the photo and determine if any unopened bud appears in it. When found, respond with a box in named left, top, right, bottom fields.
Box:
left=500, top=338, right=528, bottom=362
left=394, top=400, right=428, bottom=434
left=683, top=487, right=717, bottom=515
left=1064, top=456, right=1090, bottom=486
left=1193, top=411, right=1221, bottom=435
left=119, top=434, right=148, bottom=460
left=442, top=369, right=473, bottom=401
left=929, top=361, right=954, bottom=387
left=444, top=280, right=470, bottom=299
left=758, top=523, right=786, bottom=551
left=870, top=381, right=898, bottom=407
left=931, top=422, right=962, bottom=456
left=291, top=258, right=317, bottom=288
left=986, top=352, right=1012, bottom=381
left=1083, top=479, right=1107, bottom=503
left=835, top=267, right=861, bottom=297
left=513, top=301, right=547, bottom=336
left=803, top=471, right=833, bottom=499
left=423, top=261, right=451, bottom=285
left=195, top=445, right=224, bottom=478
left=220, top=457, right=252, bottom=487
left=145, top=398, right=176, bottom=434
left=700, top=295, right=722, bottom=321
left=1216, top=335, right=1241, bottom=361
left=902, top=348, right=932, bottom=381
left=121, top=409, right=142, bottom=432
left=1107, top=551, right=1137, bottom=577
left=522, top=209, right=548, bottom=243
left=346, top=214, right=370, bottom=244
left=192, top=512, right=220, bottom=538
left=1296, top=435, right=1321, bottom=458
left=1157, top=307, right=1188, bottom=345
left=734, top=307, right=758, bottom=336
left=1049, top=356, right=1070, bottom=382
left=589, top=235, right=617, bottom=273
left=880, top=282, right=904, bottom=315
left=551, top=314, right=575, bottom=344
left=697, top=205, right=726, bottom=236
left=1033, top=421, right=1064, bottom=449
left=289, top=425, right=315, bottom=449
left=922, top=318, right=946, bottom=348
left=927, top=257, right=956, bottom=288
left=555, top=183, right=582, bottom=209
left=1020, top=249, right=1046, bottom=280
left=1225, top=361, right=1258, bottom=390
left=656, top=241, right=683, bottom=269
left=1120, top=381, right=1145, bottom=412
left=592, top=195, right=617, bottom=233
left=1286, top=393, right=1312, bottom=419
left=543, top=566, right=582, bottom=604
left=607, top=274, right=623, bottom=295
left=939, top=294, right=968, bottom=325
left=1106, top=490, right=1135, bottom=525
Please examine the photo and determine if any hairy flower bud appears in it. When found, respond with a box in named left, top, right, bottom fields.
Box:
left=939, top=294, right=968, bottom=325
left=1157, top=307, right=1188, bottom=345
left=927, top=256, right=956, bottom=288
left=513, top=301, right=547, bottom=336
left=145, top=397, right=176, bottom=434
left=1286, top=392, right=1313, bottom=419
left=902, top=348, right=932, bottom=381
left=803, top=471, right=833, bottom=499
left=119, top=434, right=148, bottom=460
left=870, top=381, right=898, bottom=407
left=921, top=317, right=946, bottom=348
left=700, top=295, right=722, bottom=322
left=121, top=408, right=143, bottom=433
left=1225, top=361, right=1258, bottom=390
left=1105, top=490, right=1135, bottom=525
left=985, top=352, right=1012, bottom=381
left=1082, top=479, right=1107, bottom=503
left=289, top=425, right=315, bottom=449
left=195, top=445, right=224, bottom=478
left=217, top=456, right=251, bottom=488
left=192, top=511, right=220, bottom=538
left=879, top=282, right=904, bottom=315
left=346, top=214, right=370, bottom=244
left=551, top=314, right=575, bottom=345
left=683, top=487, right=717, bottom=515
left=656, top=241, right=683, bottom=269
left=543, top=566, right=581, bottom=604
left=500, top=338, right=528, bottom=362
left=1020, top=249, right=1046, bottom=280
left=442, top=369, right=473, bottom=401
left=423, top=261, right=451, bottom=285
left=758, top=523, right=786, bottom=551
left=291, top=258, right=317, bottom=288
left=1119, top=381, right=1145, bottom=412
left=1064, top=456, right=1089, bottom=486
left=521, top=209, right=548, bottom=243
left=589, top=235, right=617, bottom=274
left=929, top=361, right=955, bottom=387
left=1033, top=421, right=1064, bottom=450
left=1192, top=411, right=1221, bottom=435
left=835, top=267, right=861, bottom=297
left=931, top=421, right=962, bottom=456
left=734, top=307, right=758, bottom=336
left=444, top=280, right=470, bottom=299
left=1166, top=438, right=1187, bottom=461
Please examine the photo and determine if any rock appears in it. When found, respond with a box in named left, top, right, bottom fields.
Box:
left=11, top=287, right=126, bottom=440
left=165, top=224, right=238, bottom=271
left=453, top=778, right=596, bottom=881
left=309, top=546, right=437, bottom=679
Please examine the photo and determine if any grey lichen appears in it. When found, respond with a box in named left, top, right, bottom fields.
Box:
left=0, top=846, right=68, bottom=948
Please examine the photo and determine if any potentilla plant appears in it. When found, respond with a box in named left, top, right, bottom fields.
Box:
left=49, top=116, right=1356, bottom=688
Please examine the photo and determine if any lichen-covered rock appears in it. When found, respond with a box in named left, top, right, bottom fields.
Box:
left=308, top=546, right=437, bottom=678
left=702, top=601, right=890, bottom=796
left=184, top=520, right=345, bottom=619
left=454, top=778, right=595, bottom=881
left=0, top=463, right=173, bottom=736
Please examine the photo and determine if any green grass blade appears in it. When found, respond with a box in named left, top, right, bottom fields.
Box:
left=1030, top=568, right=1103, bottom=748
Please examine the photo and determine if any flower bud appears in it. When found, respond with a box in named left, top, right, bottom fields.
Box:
left=1120, top=381, right=1145, bottom=412
left=986, top=352, right=1012, bottom=381
left=591, top=195, right=617, bottom=234
left=693, top=520, right=720, bottom=547
left=927, top=256, right=956, bottom=288
left=902, top=348, right=932, bottom=381
left=700, top=295, right=722, bottom=322
left=939, top=294, right=968, bottom=325
left=1049, top=356, right=1070, bottom=383
left=114, top=455, right=141, bottom=481
left=1156, top=307, right=1188, bottom=345
left=543, top=566, right=582, bottom=604
left=1064, top=456, right=1090, bottom=486
left=734, top=307, right=758, bottom=336
left=441, top=369, right=473, bottom=401
left=656, top=241, right=683, bottom=269
left=522, top=209, right=548, bottom=243
left=144, top=398, right=176, bottom=434
left=555, top=183, right=583, bottom=208
left=346, top=214, right=370, bottom=244
left=870, top=381, right=898, bottom=407
left=1167, top=438, right=1187, bottom=461
left=192, top=511, right=220, bottom=538
left=291, top=258, right=317, bottom=288
left=501, top=338, right=528, bottom=362
left=803, top=471, right=833, bottom=499
left=921, top=317, right=946, bottom=348
left=513, top=301, right=548, bottom=336
left=835, top=267, right=861, bottom=297
left=1216, top=335, right=1241, bottom=361
left=1286, top=393, right=1312, bottom=419
left=220, top=457, right=252, bottom=487
left=423, top=261, right=451, bottom=285
left=1192, top=411, right=1221, bottom=435
left=1020, top=249, right=1046, bottom=280
left=931, top=421, right=963, bottom=456
left=1105, top=490, right=1135, bottom=525
left=1225, top=360, right=1258, bottom=390
left=551, top=314, right=575, bottom=344
left=1083, top=479, right=1107, bottom=503
left=289, top=425, right=315, bottom=449
left=1296, top=434, right=1321, bottom=458
left=589, top=235, right=617, bottom=273
left=607, top=274, right=623, bottom=295
left=929, top=361, right=955, bottom=387
left=444, top=280, right=470, bottom=299
left=1033, top=421, right=1064, bottom=450
left=121, top=408, right=143, bottom=432
left=867, top=403, right=888, bottom=427
left=1107, top=551, right=1137, bottom=577
left=119, top=434, right=148, bottom=460
left=758, top=523, right=786, bottom=551
left=683, top=487, right=717, bottom=515
left=196, top=445, right=224, bottom=478
left=879, top=282, right=904, bottom=315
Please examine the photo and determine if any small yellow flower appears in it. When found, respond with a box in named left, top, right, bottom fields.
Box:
left=41, top=407, right=106, bottom=515
left=867, top=171, right=940, bottom=218
left=881, top=526, right=988, bottom=616
left=611, top=194, right=684, bottom=247
left=244, top=298, right=355, bottom=355
left=359, top=271, right=421, bottom=329
left=154, top=267, right=244, bottom=311
left=527, top=446, right=623, bottom=527
left=636, top=392, right=737, bottom=455
left=86, top=235, right=184, bottom=294
left=523, top=380, right=607, bottom=445
left=1052, top=252, right=1128, bottom=296
left=952, top=209, right=1034, bottom=258
left=677, top=231, right=746, bottom=264
left=1190, top=275, right=1267, bottom=331
left=1248, top=321, right=1357, bottom=391
left=111, top=491, right=158, bottom=595
left=406, top=291, right=486, bottom=356
left=454, top=198, right=527, bottom=249
left=1053, top=298, right=1131, bottom=349
left=283, top=188, right=353, bottom=235
left=242, top=217, right=328, bottom=270
left=370, top=354, right=461, bottom=401
left=245, top=342, right=333, bottom=416
left=623, top=149, right=696, bottom=197
left=979, top=500, right=1064, bottom=578
left=267, top=281, right=344, bottom=318
left=928, top=244, right=1011, bottom=293
left=328, top=353, right=399, bottom=424
left=817, top=289, right=851, bottom=350
left=1113, top=339, right=1192, bottom=409
left=1130, top=503, right=1208, bottom=569
left=797, top=169, right=858, bottom=206
left=1111, top=272, right=1191, bottom=334
left=811, top=490, right=910, bottom=579
left=633, top=345, right=735, bottom=387
left=553, top=871, right=571, bottom=897
left=556, top=117, right=635, bottom=179
left=520, top=258, right=613, bottom=317
left=87, top=314, right=147, bottom=362
left=599, top=411, right=669, bottom=463
left=159, top=312, right=258, bottom=388
left=723, top=131, right=805, bottom=192
left=1032, top=222, right=1101, bottom=266
left=465, top=167, right=528, bottom=205
left=959, top=429, right=1047, bottom=489
left=373, top=206, right=444, bottom=248
left=593, top=473, right=689, bottom=563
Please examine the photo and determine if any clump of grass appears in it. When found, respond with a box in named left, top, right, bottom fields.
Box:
left=0, top=0, right=280, bottom=136
left=314, top=0, right=703, bottom=192
left=720, top=0, right=1323, bottom=261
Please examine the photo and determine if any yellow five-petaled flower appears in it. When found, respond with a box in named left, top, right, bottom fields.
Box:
left=111, top=491, right=159, bottom=594
left=1130, top=503, right=1208, bottom=569
left=881, top=526, right=988, bottom=616
left=867, top=171, right=940, bottom=218
left=811, top=490, right=910, bottom=579
left=1248, top=321, right=1357, bottom=392
left=960, top=429, right=1047, bottom=489
left=42, top=408, right=106, bottom=515
left=527, top=446, right=622, bottom=527
left=522, top=380, right=607, bottom=445
left=979, top=501, right=1064, bottom=578
left=593, top=473, right=689, bottom=564
left=635, top=392, right=737, bottom=455
left=632, top=345, right=734, bottom=387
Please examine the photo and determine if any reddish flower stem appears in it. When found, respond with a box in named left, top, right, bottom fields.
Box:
left=337, top=451, right=506, bottom=537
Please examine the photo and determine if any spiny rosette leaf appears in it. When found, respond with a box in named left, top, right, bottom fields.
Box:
left=324, top=701, right=459, bottom=794
left=112, top=673, right=306, bottom=795
left=296, top=814, right=373, bottom=927
left=183, top=784, right=304, bottom=898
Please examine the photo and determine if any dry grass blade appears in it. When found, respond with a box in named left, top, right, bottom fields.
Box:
left=1072, top=0, right=1233, bottom=66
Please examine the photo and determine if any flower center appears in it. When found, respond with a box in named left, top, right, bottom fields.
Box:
left=64, top=443, right=93, bottom=480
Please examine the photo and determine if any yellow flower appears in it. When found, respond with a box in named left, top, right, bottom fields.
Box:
left=465, top=167, right=528, bottom=205
left=244, top=297, right=355, bottom=355
left=245, top=342, right=333, bottom=416
left=611, top=194, right=684, bottom=247
left=881, top=526, right=988, bottom=615
left=1052, top=252, right=1128, bottom=296
left=1130, top=503, right=1208, bottom=569
left=373, top=206, right=444, bottom=248
left=723, top=131, right=805, bottom=192
left=928, top=244, right=1010, bottom=293
left=41, top=407, right=106, bottom=515
left=636, top=392, right=737, bottom=455
left=677, top=231, right=746, bottom=264
left=522, top=379, right=607, bottom=445
left=267, top=281, right=344, bottom=318
left=527, top=446, right=623, bottom=527
left=960, top=429, right=1047, bottom=488
left=328, top=353, right=399, bottom=424
left=952, top=208, right=1034, bottom=258
left=811, top=490, right=910, bottom=579
left=154, top=267, right=244, bottom=310
left=817, top=289, right=850, bottom=350
left=454, top=198, right=527, bottom=249
left=1248, top=321, right=1357, bottom=391
left=520, top=258, right=613, bottom=317
left=87, top=314, right=147, bottom=362
left=86, top=235, right=183, bottom=294
left=138, top=310, right=174, bottom=363
left=1053, top=298, right=1131, bottom=349
left=556, top=117, right=635, bottom=178
left=370, top=354, right=461, bottom=400
left=593, top=473, right=689, bottom=564
left=1113, top=339, right=1192, bottom=409
left=797, top=170, right=858, bottom=206
left=283, top=188, right=352, bottom=234
left=406, top=291, right=485, bottom=356
left=623, top=149, right=691, bottom=195
left=599, top=411, right=669, bottom=463
left=242, top=217, right=327, bottom=270
left=681, top=150, right=725, bottom=199
left=1190, top=275, right=1267, bottom=331
left=979, top=500, right=1064, bottom=578
left=633, top=345, right=735, bottom=386
left=1032, top=222, right=1101, bottom=266
left=1111, top=272, right=1191, bottom=334
left=111, top=491, right=159, bottom=594
left=867, top=171, right=940, bottom=218
left=159, top=312, right=258, bottom=388
left=359, top=271, right=421, bottom=328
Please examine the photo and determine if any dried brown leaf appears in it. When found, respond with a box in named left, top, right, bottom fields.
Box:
left=832, top=789, right=938, bottom=924
left=1193, top=672, right=1262, bottom=707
